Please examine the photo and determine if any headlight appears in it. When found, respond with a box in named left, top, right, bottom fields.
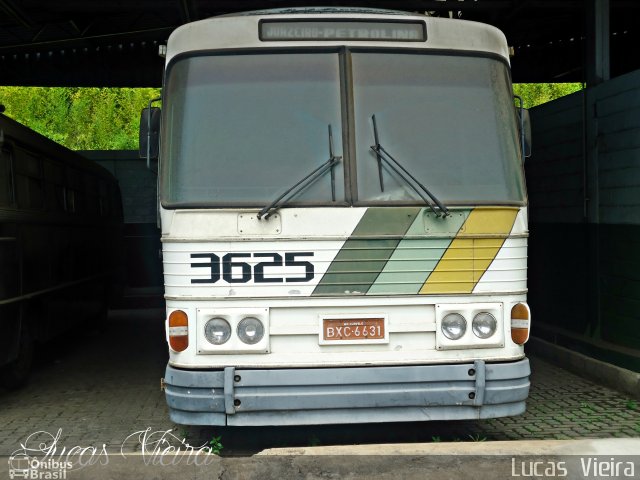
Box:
left=237, top=317, right=265, bottom=345
left=473, top=312, right=497, bottom=339
left=441, top=313, right=466, bottom=340
left=204, top=318, right=231, bottom=345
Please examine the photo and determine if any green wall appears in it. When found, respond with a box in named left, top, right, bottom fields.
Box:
left=527, top=70, right=640, bottom=372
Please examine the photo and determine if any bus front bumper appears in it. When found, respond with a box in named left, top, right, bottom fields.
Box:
left=163, top=358, right=530, bottom=426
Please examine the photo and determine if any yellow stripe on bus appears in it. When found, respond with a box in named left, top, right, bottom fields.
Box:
left=419, top=208, right=518, bottom=294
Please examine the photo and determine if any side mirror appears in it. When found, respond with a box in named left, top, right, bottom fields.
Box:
left=139, top=103, right=161, bottom=170
left=514, top=96, right=532, bottom=160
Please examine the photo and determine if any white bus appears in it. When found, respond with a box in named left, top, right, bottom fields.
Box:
left=144, top=7, right=532, bottom=426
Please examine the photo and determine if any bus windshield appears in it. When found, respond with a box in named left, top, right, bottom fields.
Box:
left=160, top=51, right=525, bottom=207
left=160, top=52, right=345, bottom=207
left=352, top=52, right=525, bottom=204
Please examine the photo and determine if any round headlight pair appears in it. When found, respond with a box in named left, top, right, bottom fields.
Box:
left=441, top=312, right=497, bottom=340
left=204, top=317, right=264, bottom=345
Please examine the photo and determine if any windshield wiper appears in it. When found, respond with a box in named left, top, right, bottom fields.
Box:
left=370, top=115, right=449, bottom=218
left=258, top=125, right=341, bottom=220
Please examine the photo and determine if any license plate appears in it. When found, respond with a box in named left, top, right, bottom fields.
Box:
left=321, top=317, right=386, bottom=344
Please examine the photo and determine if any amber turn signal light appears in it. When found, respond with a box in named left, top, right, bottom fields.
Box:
left=168, top=309, right=189, bottom=352
left=510, top=303, right=530, bottom=345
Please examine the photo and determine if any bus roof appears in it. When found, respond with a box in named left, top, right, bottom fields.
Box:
left=166, top=9, right=510, bottom=64
left=220, top=7, right=417, bottom=17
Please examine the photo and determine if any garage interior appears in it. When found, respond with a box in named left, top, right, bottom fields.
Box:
left=1, top=0, right=639, bottom=378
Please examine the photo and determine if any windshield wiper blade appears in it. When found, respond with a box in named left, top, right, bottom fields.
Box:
left=258, top=125, right=341, bottom=220
left=370, top=115, right=449, bottom=218
left=372, top=113, right=385, bottom=192
left=328, top=124, right=337, bottom=201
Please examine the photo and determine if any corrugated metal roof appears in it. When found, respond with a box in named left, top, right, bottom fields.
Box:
left=0, top=0, right=637, bottom=85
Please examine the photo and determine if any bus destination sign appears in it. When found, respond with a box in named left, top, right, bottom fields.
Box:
left=260, top=20, right=426, bottom=42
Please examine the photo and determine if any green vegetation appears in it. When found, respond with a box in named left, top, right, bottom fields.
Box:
left=513, top=83, right=583, bottom=109
left=208, top=435, right=224, bottom=455
left=179, top=428, right=190, bottom=441
left=0, top=86, right=159, bottom=150
left=0, top=83, right=582, bottom=150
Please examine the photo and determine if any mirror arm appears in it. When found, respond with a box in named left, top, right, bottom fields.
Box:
left=514, top=95, right=526, bottom=161
left=146, top=97, right=162, bottom=173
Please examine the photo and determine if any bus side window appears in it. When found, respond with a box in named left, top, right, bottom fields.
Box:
left=44, top=161, right=64, bottom=212
left=98, top=179, right=110, bottom=217
left=0, top=149, right=12, bottom=206
left=84, top=173, right=100, bottom=215
left=14, top=149, right=44, bottom=210
left=65, top=168, right=83, bottom=214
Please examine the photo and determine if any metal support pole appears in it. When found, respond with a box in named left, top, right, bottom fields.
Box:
left=584, top=0, right=609, bottom=340
left=586, top=0, right=610, bottom=86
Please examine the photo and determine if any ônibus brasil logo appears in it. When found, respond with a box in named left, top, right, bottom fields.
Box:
left=8, top=454, right=71, bottom=479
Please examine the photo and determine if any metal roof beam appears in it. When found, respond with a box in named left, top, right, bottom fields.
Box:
left=0, top=0, right=36, bottom=29
left=179, top=0, right=196, bottom=22
left=0, top=26, right=174, bottom=52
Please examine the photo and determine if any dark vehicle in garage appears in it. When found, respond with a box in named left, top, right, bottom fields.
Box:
left=0, top=112, right=122, bottom=388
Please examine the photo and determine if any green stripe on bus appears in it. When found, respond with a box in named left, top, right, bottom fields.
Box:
left=312, top=207, right=421, bottom=295
left=367, top=210, right=470, bottom=295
